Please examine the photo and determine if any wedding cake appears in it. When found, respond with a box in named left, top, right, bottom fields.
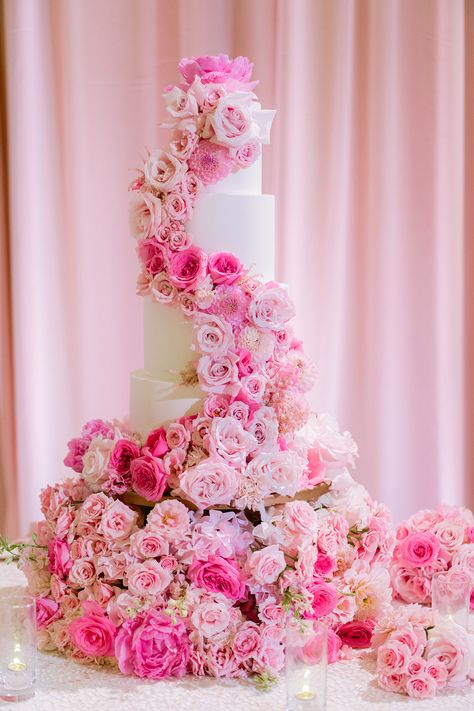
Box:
left=15, top=55, right=397, bottom=686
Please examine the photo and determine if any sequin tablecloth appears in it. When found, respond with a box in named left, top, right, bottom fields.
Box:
left=1, top=564, right=473, bottom=711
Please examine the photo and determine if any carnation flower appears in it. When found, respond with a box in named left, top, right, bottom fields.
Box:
left=238, top=326, right=275, bottom=361
left=189, top=140, right=233, bottom=184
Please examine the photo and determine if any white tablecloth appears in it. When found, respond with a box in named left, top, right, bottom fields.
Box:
left=1, top=564, right=473, bottom=711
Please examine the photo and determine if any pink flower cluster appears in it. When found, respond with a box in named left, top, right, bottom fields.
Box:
left=373, top=606, right=474, bottom=698
left=390, top=505, right=474, bottom=607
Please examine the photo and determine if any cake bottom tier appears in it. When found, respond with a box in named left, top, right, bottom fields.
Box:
left=129, top=369, right=202, bottom=436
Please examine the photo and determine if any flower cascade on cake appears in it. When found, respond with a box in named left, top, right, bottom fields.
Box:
left=11, top=54, right=440, bottom=689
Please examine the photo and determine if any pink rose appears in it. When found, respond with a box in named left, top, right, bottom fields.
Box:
left=234, top=142, right=260, bottom=168
left=48, top=537, right=72, bottom=579
left=168, top=246, right=207, bottom=291
left=378, top=673, right=407, bottom=694
left=146, top=427, right=169, bottom=457
left=307, top=581, right=338, bottom=619
left=406, top=674, right=438, bottom=699
left=68, top=601, right=116, bottom=657
left=166, top=422, right=190, bottom=450
left=314, top=554, right=335, bottom=577
left=398, top=532, right=440, bottom=567
left=69, top=559, right=96, bottom=587
left=131, top=454, right=168, bottom=501
left=162, top=85, right=198, bottom=118
left=197, top=352, right=240, bottom=395
left=179, top=457, right=238, bottom=508
left=426, top=623, right=472, bottom=683
left=191, top=600, right=231, bottom=639
left=391, top=563, right=432, bottom=604
left=188, top=556, right=246, bottom=601
left=246, top=407, right=278, bottom=452
left=129, top=192, right=162, bottom=240
left=233, top=622, right=262, bottom=661
left=433, top=519, right=466, bottom=552
left=147, top=499, right=191, bottom=543
left=204, top=394, right=231, bottom=418
left=144, top=149, right=185, bottom=193
left=390, top=623, right=426, bottom=657
left=82, top=437, right=114, bottom=489
left=208, top=252, right=244, bottom=285
left=249, top=283, right=295, bottom=331
left=192, top=314, right=234, bottom=357
left=109, top=439, right=140, bottom=476
left=36, top=596, right=61, bottom=630
left=100, top=500, right=138, bottom=542
left=79, top=492, right=109, bottom=523
left=377, top=641, right=412, bottom=675
left=466, top=526, right=474, bottom=543
left=283, top=500, right=318, bottom=538
left=426, top=660, right=449, bottom=688
left=209, top=416, right=256, bottom=467
left=188, top=140, right=233, bottom=184
left=179, top=54, right=257, bottom=90
left=126, top=560, right=172, bottom=597
left=137, top=238, right=167, bottom=275
left=163, top=191, right=192, bottom=221
left=337, top=620, right=373, bottom=649
left=327, top=628, right=342, bottom=663
left=206, top=95, right=255, bottom=148
left=129, top=529, right=170, bottom=559
left=170, top=129, right=199, bottom=160
left=248, top=545, right=286, bottom=585
left=115, top=609, right=190, bottom=679
left=150, top=271, right=177, bottom=304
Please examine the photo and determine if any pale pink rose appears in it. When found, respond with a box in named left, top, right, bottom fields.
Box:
left=426, top=623, right=472, bottom=683
left=197, top=352, right=240, bottom=396
left=209, top=416, right=256, bottom=467
left=294, top=544, right=319, bottom=586
left=390, top=623, right=426, bottom=657
left=96, top=553, right=129, bottom=582
left=137, top=238, right=167, bottom=275
left=204, top=643, right=242, bottom=678
left=234, top=141, right=260, bottom=168
left=307, top=581, right=338, bottom=619
left=136, top=270, right=152, bottom=296
left=163, top=191, right=192, bottom=221
left=188, top=140, right=233, bottom=184
left=377, top=641, right=412, bottom=675
left=90, top=581, right=115, bottom=608
left=36, top=596, right=61, bottom=630
left=178, top=291, right=197, bottom=315
left=69, top=559, right=96, bottom=587
left=451, top=543, right=474, bottom=576
left=233, top=622, right=262, bottom=661
left=163, top=85, right=198, bottom=118
left=144, top=149, right=185, bottom=193
left=68, top=601, right=116, bottom=657
left=426, top=660, right=449, bottom=688
left=227, top=399, right=250, bottom=425
left=378, top=673, right=407, bottom=694
left=208, top=252, right=244, bottom=285
left=182, top=170, right=202, bottom=201
left=170, top=129, right=199, bottom=160
left=55, top=508, right=75, bottom=539
left=164, top=447, right=187, bottom=482
left=191, top=599, right=231, bottom=639
left=115, top=609, right=190, bottom=678
left=241, top=373, right=266, bottom=402
left=82, top=437, right=115, bottom=488
left=246, top=407, right=279, bottom=453
left=48, top=537, right=72, bottom=579
left=283, top=500, right=318, bottom=539
left=249, top=283, right=295, bottom=331
left=406, top=674, right=438, bottom=699
left=433, top=519, right=466, bottom=552
left=303, top=413, right=358, bottom=469
left=131, top=454, right=168, bottom=501
left=169, top=246, right=207, bottom=291
left=466, top=526, right=474, bottom=543
left=147, top=499, right=191, bottom=543
left=100, top=500, right=138, bottom=542
left=206, top=94, right=255, bottom=148
left=49, top=573, right=67, bottom=601
left=192, top=314, right=234, bottom=357
left=188, top=556, right=246, bottom=600
left=126, top=560, right=172, bottom=597
left=129, top=529, right=170, bottom=559
left=248, top=545, right=286, bottom=585
left=168, top=228, right=191, bottom=251
left=79, top=492, right=110, bottom=524
left=398, top=532, right=440, bottom=567
left=129, top=192, right=162, bottom=240
left=150, top=271, right=177, bottom=304
left=257, top=597, right=285, bottom=626
left=179, top=457, right=238, bottom=508
left=179, top=54, right=257, bottom=91
left=165, top=422, right=190, bottom=450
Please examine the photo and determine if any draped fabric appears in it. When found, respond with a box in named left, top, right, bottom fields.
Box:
left=0, top=0, right=471, bottom=536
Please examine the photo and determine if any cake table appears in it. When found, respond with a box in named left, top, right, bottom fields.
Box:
left=1, top=565, right=472, bottom=711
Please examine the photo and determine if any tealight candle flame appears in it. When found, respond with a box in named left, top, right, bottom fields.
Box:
left=7, top=658, right=27, bottom=672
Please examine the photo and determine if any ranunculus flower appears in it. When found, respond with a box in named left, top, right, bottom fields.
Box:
left=68, top=601, right=116, bottom=657
left=179, top=457, right=238, bottom=509
left=131, top=454, right=168, bottom=501
left=36, top=596, right=61, bottom=630
left=144, top=149, right=185, bottom=193
left=188, top=556, right=246, bottom=600
left=115, top=609, right=190, bottom=679
left=129, top=192, right=162, bottom=240
left=169, top=246, right=207, bottom=291
left=126, top=559, right=172, bottom=597
left=249, top=283, right=295, bottom=331
left=178, top=54, right=257, bottom=91
left=399, top=532, right=440, bottom=567
left=307, top=581, right=338, bottom=619
left=188, top=140, right=233, bottom=184
left=247, top=545, right=286, bottom=585
left=208, top=252, right=244, bottom=285
left=337, top=620, right=374, bottom=649
left=137, top=238, right=167, bottom=275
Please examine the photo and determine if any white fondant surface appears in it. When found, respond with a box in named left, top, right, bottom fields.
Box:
left=205, top=154, right=262, bottom=195
left=144, top=297, right=194, bottom=380
left=130, top=369, right=202, bottom=435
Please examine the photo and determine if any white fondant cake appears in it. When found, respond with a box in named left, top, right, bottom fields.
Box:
left=130, top=113, right=276, bottom=435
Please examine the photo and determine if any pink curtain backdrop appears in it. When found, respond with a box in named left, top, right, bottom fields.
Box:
left=1, top=0, right=472, bottom=536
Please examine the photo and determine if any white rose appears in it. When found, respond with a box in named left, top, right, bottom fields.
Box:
left=302, top=413, right=358, bottom=469
left=82, top=438, right=114, bottom=489
left=205, top=93, right=256, bottom=148
left=163, top=85, right=199, bottom=119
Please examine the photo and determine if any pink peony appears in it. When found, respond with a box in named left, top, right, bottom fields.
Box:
left=131, top=454, right=168, bottom=501
left=36, top=596, right=61, bottom=630
left=169, top=246, right=207, bottom=291
left=208, top=252, right=244, bottom=285
left=178, top=54, right=257, bottom=90
left=337, top=620, right=374, bottom=649
left=179, top=457, right=238, bottom=509
left=247, top=545, right=286, bottom=585
left=129, top=192, right=162, bottom=240
left=188, top=140, right=233, bottom=184
left=68, top=601, right=116, bottom=657
left=115, top=609, right=190, bottom=679
left=188, top=556, right=246, bottom=600
left=126, top=560, right=172, bottom=597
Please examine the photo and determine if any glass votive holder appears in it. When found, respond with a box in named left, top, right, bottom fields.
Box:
left=0, top=590, right=37, bottom=701
left=286, top=619, right=327, bottom=711
left=432, top=569, right=471, bottom=629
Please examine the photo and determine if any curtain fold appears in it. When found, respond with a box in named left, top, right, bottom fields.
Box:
left=0, top=0, right=471, bottom=535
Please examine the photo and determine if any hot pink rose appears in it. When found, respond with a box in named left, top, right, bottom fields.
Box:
left=208, top=252, right=244, bottom=285
left=398, top=532, right=440, bottom=567
left=64, top=437, right=89, bottom=473
left=131, top=454, right=168, bottom=501
left=314, top=553, right=335, bottom=577
left=337, top=620, right=374, bottom=649
left=307, top=581, right=338, bottom=619
left=48, top=537, right=72, bottom=579
left=129, top=192, right=162, bottom=240
left=169, top=246, right=207, bottom=291
left=109, top=438, right=140, bottom=476
left=188, top=556, right=246, bottom=600
left=145, top=427, right=169, bottom=457
left=36, top=596, right=61, bottom=630
left=137, top=238, right=167, bottom=275
left=126, top=560, right=172, bottom=597
left=115, top=609, right=190, bottom=679
left=100, top=500, right=138, bottom=542
left=247, top=545, right=286, bottom=585
left=179, top=54, right=257, bottom=90
left=68, top=601, right=116, bottom=657
left=179, top=457, right=238, bottom=509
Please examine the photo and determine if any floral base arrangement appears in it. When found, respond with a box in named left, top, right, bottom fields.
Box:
left=3, top=53, right=474, bottom=701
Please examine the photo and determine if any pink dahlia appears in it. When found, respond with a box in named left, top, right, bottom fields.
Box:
left=189, top=140, right=233, bottom=184
left=209, top=284, right=250, bottom=326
